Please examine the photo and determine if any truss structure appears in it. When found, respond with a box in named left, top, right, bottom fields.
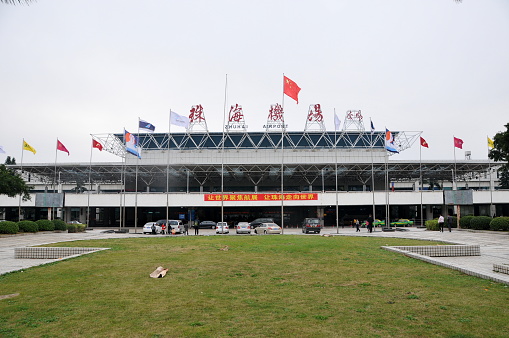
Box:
left=188, top=104, right=208, bottom=132
left=304, top=104, right=326, bottom=131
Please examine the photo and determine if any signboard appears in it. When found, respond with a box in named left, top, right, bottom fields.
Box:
left=35, top=193, right=64, bottom=208
left=204, top=193, right=318, bottom=202
left=444, top=190, right=473, bottom=205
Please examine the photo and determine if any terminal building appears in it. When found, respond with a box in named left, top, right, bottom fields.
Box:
left=1, top=108, right=507, bottom=227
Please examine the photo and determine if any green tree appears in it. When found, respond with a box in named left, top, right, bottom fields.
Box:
left=0, top=164, right=32, bottom=201
left=489, top=123, right=509, bottom=189
left=4, top=156, right=16, bottom=165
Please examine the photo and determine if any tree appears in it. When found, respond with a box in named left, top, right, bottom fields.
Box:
left=0, top=164, right=32, bottom=201
left=4, top=156, right=16, bottom=165
left=489, top=123, right=509, bottom=189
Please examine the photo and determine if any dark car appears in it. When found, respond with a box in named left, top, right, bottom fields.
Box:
left=249, top=218, right=275, bottom=229
left=302, top=218, right=322, bottom=234
left=198, top=220, right=217, bottom=229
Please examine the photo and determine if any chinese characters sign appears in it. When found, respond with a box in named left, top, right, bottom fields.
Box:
left=204, top=193, right=318, bottom=201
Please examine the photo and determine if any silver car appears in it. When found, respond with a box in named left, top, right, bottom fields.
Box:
left=254, top=222, right=281, bottom=234
left=236, top=222, right=251, bottom=234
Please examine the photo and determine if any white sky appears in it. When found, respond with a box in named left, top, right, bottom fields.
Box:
left=1, top=0, right=508, bottom=164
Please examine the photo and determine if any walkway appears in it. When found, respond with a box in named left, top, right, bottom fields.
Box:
left=1, top=227, right=508, bottom=284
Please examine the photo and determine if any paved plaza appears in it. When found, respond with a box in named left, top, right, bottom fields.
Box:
left=1, top=227, right=508, bottom=284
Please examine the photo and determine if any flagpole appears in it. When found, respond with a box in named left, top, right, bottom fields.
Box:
left=166, top=111, right=171, bottom=229
left=52, top=138, right=60, bottom=221
left=488, top=136, right=494, bottom=217
left=87, top=137, right=94, bottom=228
left=18, top=139, right=26, bottom=221
left=370, top=118, right=375, bottom=225
left=453, top=136, right=457, bottom=191
left=334, top=109, right=339, bottom=234
left=419, top=138, right=423, bottom=228
left=384, top=129, right=389, bottom=228
left=281, top=74, right=285, bottom=233
left=134, top=119, right=140, bottom=233
left=120, top=129, right=126, bottom=230
left=221, top=74, right=228, bottom=233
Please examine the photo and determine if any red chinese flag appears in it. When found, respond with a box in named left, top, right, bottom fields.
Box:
left=92, top=139, right=103, bottom=151
left=57, top=139, right=70, bottom=156
left=420, top=137, right=429, bottom=148
left=454, top=137, right=464, bottom=149
left=283, top=76, right=301, bottom=103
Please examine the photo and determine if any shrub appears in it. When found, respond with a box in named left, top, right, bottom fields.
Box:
left=460, top=215, right=475, bottom=229
left=426, top=219, right=439, bottom=231
left=67, top=224, right=77, bottom=233
left=36, top=219, right=55, bottom=231
left=77, top=224, right=86, bottom=232
left=0, top=221, right=19, bottom=234
left=490, top=217, right=509, bottom=231
left=52, top=219, right=67, bottom=231
left=18, top=220, right=38, bottom=233
left=450, top=216, right=458, bottom=228
left=470, top=216, right=492, bottom=230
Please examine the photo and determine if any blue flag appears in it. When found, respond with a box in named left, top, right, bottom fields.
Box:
left=370, top=120, right=375, bottom=135
left=139, top=120, right=155, bottom=132
left=125, top=130, right=141, bottom=158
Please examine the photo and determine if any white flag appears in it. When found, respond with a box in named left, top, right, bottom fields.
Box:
left=0, top=146, right=5, bottom=154
left=170, top=111, right=190, bottom=128
left=334, top=113, right=341, bottom=131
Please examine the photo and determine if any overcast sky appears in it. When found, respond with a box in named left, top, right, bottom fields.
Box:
left=1, top=0, right=508, bottom=164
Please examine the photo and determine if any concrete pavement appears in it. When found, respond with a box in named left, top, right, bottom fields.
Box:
left=1, top=227, right=508, bottom=284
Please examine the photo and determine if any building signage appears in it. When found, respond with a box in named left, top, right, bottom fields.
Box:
left=204, top=193, right=318, bottom=201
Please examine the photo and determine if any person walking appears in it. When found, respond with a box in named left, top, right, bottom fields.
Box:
left=367, top=214, right=374, bottom=233
left=438, top=214, right=445, bottom=232
left=446, top=215, right=453, bottom=232
left=355, top=219, right=360, bottom=232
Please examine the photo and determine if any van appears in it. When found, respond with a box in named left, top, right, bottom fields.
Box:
left=302, top=218, right=321, bottom=234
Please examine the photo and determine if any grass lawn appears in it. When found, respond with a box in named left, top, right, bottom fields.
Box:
left=1, top=235, right=508, bottom=337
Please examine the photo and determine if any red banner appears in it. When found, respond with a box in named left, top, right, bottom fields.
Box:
left=204, top=193, right=318, bottom=202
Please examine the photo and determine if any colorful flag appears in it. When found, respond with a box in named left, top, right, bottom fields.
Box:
left=170, top=111, right=190, bottom=128
left=0, top=146, right=5, bottom=154
left=370, top=120, right=375, bottom=135
left=420, top=137, right=429, bottom=148
left=488, top=137, right=494, bottom=149
left=385, top=129, right=399, bottom=153
left=139, top=119, right=155, bottom=132
left=334, top=113, right=341, bottom=131
left=125, top=130, right=141, bottom=158
left=283, top=76, right=301, bottom=104
left=57, top=139, right=70, bottom=156
left=92, top=139, right=103, bottom=151
left=22, top=140, right=36, bottom=154
left=454, top=137, right=464, bottom=149
left=391, top=182, right=395, bottom=192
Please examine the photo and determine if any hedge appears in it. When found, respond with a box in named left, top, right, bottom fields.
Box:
left=52, top=219, right=67, bottom=231
left=0, top=221, right=19, bottom=234
left=460, top=215, right=475, bottom=229
left=426, top=219, right=439, bottom=231
left=490, top=217, right=509, bottom=231
left=77, top=224, right=86, bottom=232
left=17, top=220, right=38, bottom=233
left=470, top=216, right=493, bottom=230
left=67, top=224, right=77, bottom=233
left=36, top=219, right=55, bottom=231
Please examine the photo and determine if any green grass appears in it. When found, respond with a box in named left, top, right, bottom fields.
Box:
left=1, top=235, right=508, bottom=337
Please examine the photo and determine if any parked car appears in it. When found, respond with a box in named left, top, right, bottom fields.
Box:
left=255, top=222, right=281, bottom=234
left=216, top=222, right=229, bottom=234
left=156, top=219, right=185, bottom=234
left=198, top=220, right=217, bottom=229
left=249, top=218, right=275, bottom=229
left=67, top=220, right=83, bottom=224
left=390, top=219, right=414, bottom=227
left=143, top=222, right=162, bottom=234
left=236, top=222, right=251, bottom=234
left=302, top=218, right=321, bottom=234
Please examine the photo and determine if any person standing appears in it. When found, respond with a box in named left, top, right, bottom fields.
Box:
left=438, top=214, right=445, bottom=232
left=446, top=215, right=453, bottom=232
left=355, top=219, right=360, bottom=232
left=193, top=221, right=199, bottom=235
left=184, top=222, right=189, bottom=235
left=367, top=214, right=374, bottom=233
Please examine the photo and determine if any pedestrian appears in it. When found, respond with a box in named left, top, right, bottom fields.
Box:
left=438, top=214, right=445, bottom=232
left=151, top=223, right=156, bottom=235
left=184, top=222, right=189, bottom=235
left=194, top=220, right=199, bottom=235
left=161, top=223, right=166, bottom=235
left=367, top=214, right=374, bottom=233
left=446, top=215, right=453, bottom=232
left=355, top=219, right=360, bottom=232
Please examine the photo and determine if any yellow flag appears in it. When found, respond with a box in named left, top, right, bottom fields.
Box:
left=487, top=137, right=494, bottom=149
left=22, top=140, right=36, bottom=154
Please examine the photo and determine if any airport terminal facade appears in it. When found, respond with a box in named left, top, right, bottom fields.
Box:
left=1, top=110, right=507, bottom=227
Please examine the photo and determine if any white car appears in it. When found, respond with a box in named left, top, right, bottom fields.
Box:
left=236, top=222, right=251, bottom=234
left=255, top=222, right=281, bottom=234
left=216, top=222, right=229, bottom=234
left=167, top=220, right=185, bottom=234
left=143, top=222, right=162, bottom=234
